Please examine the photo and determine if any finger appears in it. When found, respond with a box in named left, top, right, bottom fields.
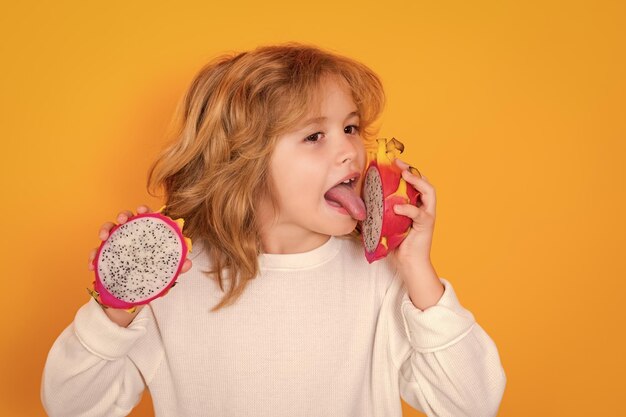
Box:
left=416, top=182, right=436, bottom=216
left=416, top=193, right=424, bottom=208
left=404, top=169, right=436, bottom=193
left=393, top=203, right=421, bottom=220
left=395, top=158, right=423, bottom=178
left=88, top=246, right=102, bottom=271
left=180, top=258, right=193, bottom=274
left=116, top=210, right=134, bottom=224
left=409, top=165, right=422, bottom=178
left=88, top=247, right=97, bottom=264
left=398, top=169, right=436, bottom=215
left=137, top=205, right=152, bottom=214
left=408, top=174, right=436, bottom=215
left=98, top=222, right=116, bottom=240
left=394, top=158, right=410, bottom=170
left=401, top=169, right=430, bottom=193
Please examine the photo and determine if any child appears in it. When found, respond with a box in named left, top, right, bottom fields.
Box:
left=41, top=42, right=506, bottom=417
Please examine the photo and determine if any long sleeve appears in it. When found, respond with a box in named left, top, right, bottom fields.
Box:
left=396, top=277, right=507, bottom=416
left=41, top=298, right=161, bottom=417
left=371, top=276, right=507, bottom=417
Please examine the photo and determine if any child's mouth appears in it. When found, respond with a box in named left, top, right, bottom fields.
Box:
left=325, top=198, right=350, bottom=213
left=323, top=176, right=366, bottom=220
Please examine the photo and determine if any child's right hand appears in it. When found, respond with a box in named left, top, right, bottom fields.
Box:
left=87, top=204, right=193, bottom=327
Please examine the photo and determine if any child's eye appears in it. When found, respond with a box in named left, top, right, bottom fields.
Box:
left=304, top=132, right=323, bottom=143
left=345, top=125, right=360, bottom=135
left=303, top=125, right=360, bottom=144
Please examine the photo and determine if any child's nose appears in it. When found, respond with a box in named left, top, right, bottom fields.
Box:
left=336, top=134, right=359, bottom=164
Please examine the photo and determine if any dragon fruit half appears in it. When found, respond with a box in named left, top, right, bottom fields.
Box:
left=360, top=137, right=421, bottom=263
left=88, top=205, right=192, bottom=311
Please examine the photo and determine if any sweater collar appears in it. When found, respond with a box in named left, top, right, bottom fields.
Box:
left=257, top=235, right=341, bottom=270
left=189, top=235, right=342, bottom=271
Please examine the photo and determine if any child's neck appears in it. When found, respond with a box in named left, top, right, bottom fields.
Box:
left=260, top=230, right=330, bottom=255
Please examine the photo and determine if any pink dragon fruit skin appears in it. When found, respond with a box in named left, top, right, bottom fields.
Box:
left=360, top=137, right=421, bottom=263
left=91, top=208, right=192, bottom=310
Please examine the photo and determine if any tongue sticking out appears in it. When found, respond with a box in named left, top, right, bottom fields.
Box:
left=324, top=183, right=366, bottom=221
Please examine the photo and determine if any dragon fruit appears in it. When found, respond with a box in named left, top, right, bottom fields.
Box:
left=360, top=137, right=421, bottom=263
left=88, top=205, right=192, bottom=312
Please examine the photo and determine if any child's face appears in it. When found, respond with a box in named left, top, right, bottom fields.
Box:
left=260, top=76, right=367, bottom=249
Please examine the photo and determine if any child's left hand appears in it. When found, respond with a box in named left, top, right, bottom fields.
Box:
left=390, top=158, right=437, bottom=266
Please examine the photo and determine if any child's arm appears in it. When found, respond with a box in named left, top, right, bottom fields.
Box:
left=42, top=206, right=167, bottom=416
left=377, top=275, right=507, bottom=417
left=380, top=160, right=506, bottom=415
left=41, top=298, right=161, bottom=416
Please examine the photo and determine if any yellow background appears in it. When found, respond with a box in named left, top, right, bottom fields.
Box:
left=1, top=0, right=624, bottom=415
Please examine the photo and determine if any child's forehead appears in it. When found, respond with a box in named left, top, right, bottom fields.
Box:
left=315, top=74, right=352, bottom=95
left=306, top=75, right=355, bottom=107
left=298, top=109, right=360, bottom=127
left=277, top=74, right=358, bottom=131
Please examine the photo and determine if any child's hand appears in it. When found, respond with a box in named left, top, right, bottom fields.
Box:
left=390, top=158, right=437, bottom=265
left=87, top=205, right=193, bottom=327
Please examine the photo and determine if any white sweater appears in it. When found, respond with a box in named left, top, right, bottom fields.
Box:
left=41, top=235, right=506, bottom=417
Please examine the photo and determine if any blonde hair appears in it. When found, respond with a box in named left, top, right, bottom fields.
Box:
left=147, top=42, right=386, bottom=311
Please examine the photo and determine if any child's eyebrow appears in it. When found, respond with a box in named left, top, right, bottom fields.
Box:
left=301, top=110, right=360, bottom=127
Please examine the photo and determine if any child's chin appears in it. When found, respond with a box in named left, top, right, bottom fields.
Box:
left=330, top=218, right=359, bottom=235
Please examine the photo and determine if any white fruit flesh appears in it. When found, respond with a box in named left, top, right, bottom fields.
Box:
left=97, top=217, right=183, bottom=303
left=362, top=166, right=383, bottom=252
